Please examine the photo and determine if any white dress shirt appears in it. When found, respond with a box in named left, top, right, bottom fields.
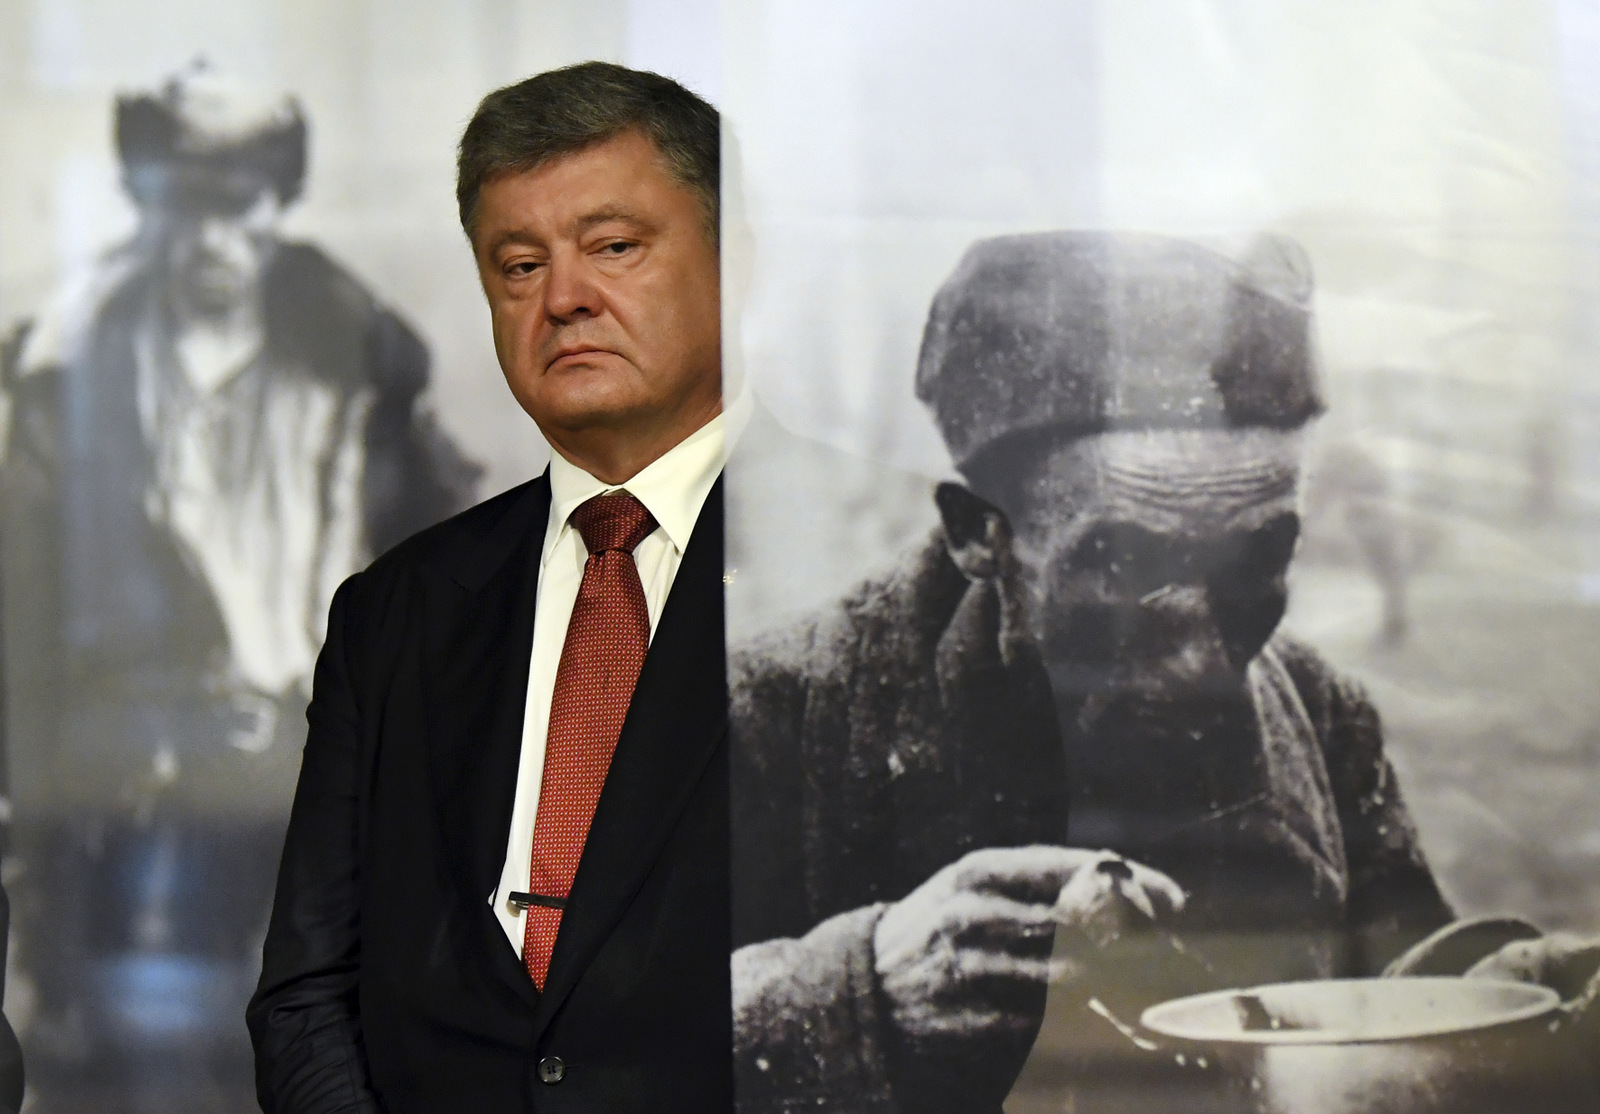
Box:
left=490, top=411, right=729, bottom=952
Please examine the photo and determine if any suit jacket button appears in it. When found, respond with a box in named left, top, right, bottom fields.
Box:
left=538, top=1056, right=566, bottom=1084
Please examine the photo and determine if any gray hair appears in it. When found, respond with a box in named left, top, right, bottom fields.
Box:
left=456, top=61, right=720, bottom=243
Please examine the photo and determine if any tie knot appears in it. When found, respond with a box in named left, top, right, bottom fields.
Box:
left=570, top=493, right=657, bottom=555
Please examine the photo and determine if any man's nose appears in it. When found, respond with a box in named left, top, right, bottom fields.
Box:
left=1140, top=584, right=1239, bottom=688
left=543, top=257, right=602, bottom=322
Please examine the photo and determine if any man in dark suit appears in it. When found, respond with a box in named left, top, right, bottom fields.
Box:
left=247, top=62, right=731, bottom=1112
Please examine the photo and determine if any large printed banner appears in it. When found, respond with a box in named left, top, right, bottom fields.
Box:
left=723, top=3, right=1600, bottom=1110
left=10, top=2, right=1600, bottom=1112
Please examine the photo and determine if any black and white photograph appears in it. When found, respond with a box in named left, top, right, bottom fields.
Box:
left=7, top=1, right=1600, bottom=1112
left=724, top=3, right=1600, bottom=1111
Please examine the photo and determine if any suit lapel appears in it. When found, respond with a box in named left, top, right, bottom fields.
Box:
left=422, top=473, right=551, bottom=1008
left=531, top=480, right=726, bottom=1039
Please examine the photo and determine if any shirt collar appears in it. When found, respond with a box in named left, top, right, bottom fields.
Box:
left=543, top=410, right=727, bottom=566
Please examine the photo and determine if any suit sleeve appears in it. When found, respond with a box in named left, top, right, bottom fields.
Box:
left=247, top=575, right=383, bottom=1114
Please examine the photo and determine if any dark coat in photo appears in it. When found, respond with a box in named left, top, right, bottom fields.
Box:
left=730, top=524, right=1453, bottom=1112
left=2, top=240, right=478, bottom=806
left=0, top=240, right=478, bottom=1077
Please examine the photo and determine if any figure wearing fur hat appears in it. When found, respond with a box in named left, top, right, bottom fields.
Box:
left=0, top=62, right=477, bottom=1088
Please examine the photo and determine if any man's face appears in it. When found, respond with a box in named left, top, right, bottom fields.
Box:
left=993, top=428, right=1303, bottom=702
left=155, top=178, right=283, bottom=317
left=471, top=129, right=722, bottom=460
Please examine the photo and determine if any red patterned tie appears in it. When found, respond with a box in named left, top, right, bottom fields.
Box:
left=523, top=492, right=658, bottom=989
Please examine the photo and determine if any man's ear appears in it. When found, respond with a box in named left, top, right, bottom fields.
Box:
left=935, top=481, right=1010, bottom=580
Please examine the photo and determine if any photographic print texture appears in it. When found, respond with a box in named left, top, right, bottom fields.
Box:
left=724, top=3, right=1600, bottom=1111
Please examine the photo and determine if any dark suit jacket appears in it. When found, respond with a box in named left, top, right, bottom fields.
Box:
left=247, top=471, right=731, bottom=1113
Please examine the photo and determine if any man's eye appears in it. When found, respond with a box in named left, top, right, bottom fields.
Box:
left=505, top=261, right=541, bottom=277
left=1212, top=513, right=1300, bottom=583
left=1071, top=529, right=1116, bottom=570
left=601, top=241, right=635, bottom=255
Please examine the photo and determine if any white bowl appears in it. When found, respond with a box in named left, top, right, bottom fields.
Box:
left=1140, top=976, right=1560, bottom=1045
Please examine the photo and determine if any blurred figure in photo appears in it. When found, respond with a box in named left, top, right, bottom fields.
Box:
left=0, top=61, right=476, bottom=1109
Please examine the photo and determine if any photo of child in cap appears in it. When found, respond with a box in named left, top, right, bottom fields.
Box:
left=0, top=62, right=477, bottom=1108
left=729, top=231, right=1600, bottom=1112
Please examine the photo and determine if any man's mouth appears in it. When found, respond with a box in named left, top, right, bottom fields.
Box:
left=546, top=346, right=615, bottom=370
